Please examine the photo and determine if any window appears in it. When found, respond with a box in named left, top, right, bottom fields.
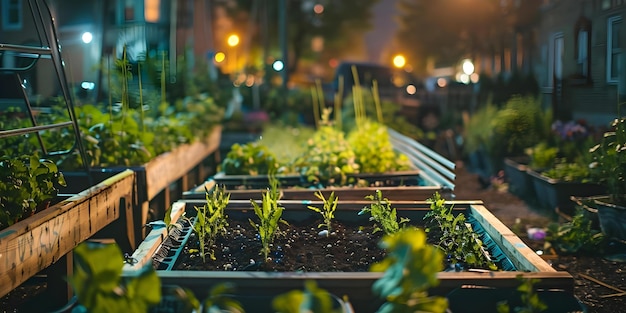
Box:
left=607, top=16, right=622, bottom=83
left=577, top=30, right=589, bottom=76
left=575, top=17, right=591, bottom=80
left=1, top=0, right=23, bottom=30
left=548, top=33, right=564, bottom=89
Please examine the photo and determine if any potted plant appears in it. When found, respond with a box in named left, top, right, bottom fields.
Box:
left=588, top=115, right=626, bottom=241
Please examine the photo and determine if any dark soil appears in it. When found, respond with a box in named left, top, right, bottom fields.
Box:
left=172, top=216, right=499, bottom=273
left=454, top=161, right=626, bottom=313
left=174, top=219, right=386, bottom=272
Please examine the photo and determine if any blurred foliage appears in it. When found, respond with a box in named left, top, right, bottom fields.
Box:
left=340, top=88, right=424, bottom=141
left=222, top=142, right=280, bottom=175
left=348, top=120, right=411, bottom=173
left=370, top=227, right=448, bottom=313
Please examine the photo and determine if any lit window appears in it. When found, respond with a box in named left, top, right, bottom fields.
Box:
left=1, top=0, right=23, bottom=30
left=145, top=0, right=160, bottom=22
left=607, top=16, right=622, bottom=84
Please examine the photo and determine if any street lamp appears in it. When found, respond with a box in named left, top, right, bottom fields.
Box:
left=227, top=34, right=240, bottom=47
left=393, top=54, right=406, bottom=69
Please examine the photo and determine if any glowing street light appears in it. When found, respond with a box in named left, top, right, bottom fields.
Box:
left=214, top=51, right=225, bottom=63
left=462, top=59, right=475, bottom=75
left=227, top=34, right=240, bottom=47
left=81, top=32, right=93, bottom=44
left=392, top=54, right=406, bottom=68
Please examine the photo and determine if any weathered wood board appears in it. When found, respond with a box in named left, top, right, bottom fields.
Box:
left=0, top=170, right=135, bottom=298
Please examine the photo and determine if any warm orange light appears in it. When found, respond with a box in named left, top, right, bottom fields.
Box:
left=313, top=4, right=324, bottom=14
left=145, top=0, right=160, bottom=22
left=214, top=52, right=225, bottom=63
left=227, top=34, right=240, bottom=47
left=393, top=54, right=406, bottom=68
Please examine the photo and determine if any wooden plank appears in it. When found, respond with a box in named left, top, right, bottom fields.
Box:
left=0, top=170, right=135, bottom=298
left=123, top=201, right=186, bottom=273
left=185, top=180, right=449, bottom=201
left=469, top=204, right=556, bottom=272
left=145, top=125, right=221, bottom=200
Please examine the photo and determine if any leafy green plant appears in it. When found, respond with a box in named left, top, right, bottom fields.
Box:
left=307, top=190, right=338, bottom=232
left=249, top=176, right=287, bottom=260
left=525, top=142, right=558, bottom=170
left=193, top=185, right=231, bottom=262
left=359, top=190, right=410, bottom=234
left=545, top=208, right=605, bottom=254
left=541, top=160, right=591, bottom=182
left=69, top=242, right=161, bottom=313
left=0, top=155, right=66, bottom=229
left=424, top=193, right=497, bottom=271
left=589, top=116, right=626, bottom=205
left=370, top=227, right=448, bottom=313
left=348, top=120, right=411, bottom=173
left=222, top=142, right=280, bottom=175
left=272, top=280, right=345, bottom=313
left=492, top=96, right=549, bottom=158
left=292, top=110, right=359, bottom=185
left=497, top=276, right=548, bottom=313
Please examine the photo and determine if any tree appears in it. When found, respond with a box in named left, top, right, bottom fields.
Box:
left=233, top=0, right=380, bottom=80
left=395, top=0, right=540, bottom=74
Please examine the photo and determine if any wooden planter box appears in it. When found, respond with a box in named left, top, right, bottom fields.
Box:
left=183, top=170, right=453, bottom=201
left=527, top=169, right=606, bottom=216
left=123, top=199, right=571, bottom=313
left=0, top=170, right=135, bottom=299
left=61, top=126, right=222, bottom=244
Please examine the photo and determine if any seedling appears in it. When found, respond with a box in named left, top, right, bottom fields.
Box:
left=424, top=192, right=497, bottom=271
left=359, top=190, right=409, bottom=234
left=250, top=174, right=287, bottom=260
left=193, top=185, right=230, bottom=262
left=308, top=190, right=338, bottom=232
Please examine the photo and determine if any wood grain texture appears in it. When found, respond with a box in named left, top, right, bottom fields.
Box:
left=0, top=170, right=135, bottom=297
left=145, top=126, right=221, bottom=200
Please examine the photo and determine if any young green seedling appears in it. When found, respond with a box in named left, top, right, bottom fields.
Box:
left=359, top=189, right=409, bottom=234
left=193, top=185, right=230, bottom=262
left=424, top=192, right=497, bottom=271
left=250, top=174, right=287, bottom=261
left=308, top=190, right=338, bottom=233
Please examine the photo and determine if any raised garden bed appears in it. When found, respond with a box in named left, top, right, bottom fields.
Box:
left=123, top=199, right=571, bottom=313
left=527, top=169, right=606, bottom=216
left=0, top=170, right=135, bottom=299
left=61, top=126, right=222, bottom=245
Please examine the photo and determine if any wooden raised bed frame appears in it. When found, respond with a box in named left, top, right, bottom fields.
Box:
left=183, top=170, right=454, bottom=201
left=62, top=125, right=222, bottom=244
left=0, top=170, right=135, bottom=299
left=124, top=199, right=571, bottom=312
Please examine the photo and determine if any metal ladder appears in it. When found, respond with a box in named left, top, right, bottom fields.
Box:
left=0, top=0, right=92, bottom=184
